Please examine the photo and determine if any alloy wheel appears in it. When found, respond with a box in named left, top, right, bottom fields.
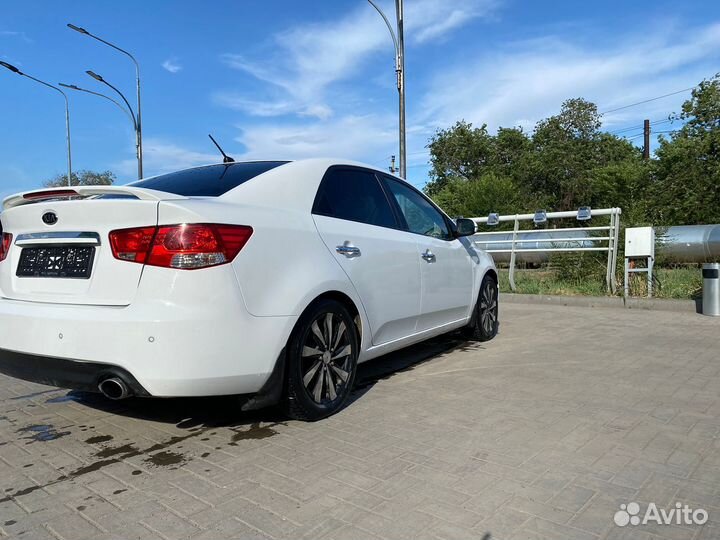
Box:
left=480, top=281, right=498, bottom=335
left=300, top=312, right=354, bottom=405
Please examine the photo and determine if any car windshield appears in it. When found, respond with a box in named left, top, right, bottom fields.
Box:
left=129, top=161, right=289, bottom=196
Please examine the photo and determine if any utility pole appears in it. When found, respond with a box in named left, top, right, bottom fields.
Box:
left=643, top=119, right=650, bottom=160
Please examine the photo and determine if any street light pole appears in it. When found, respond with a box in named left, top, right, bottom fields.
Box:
left=396, top=0, right=406, bottom=179
left=0, top=61, right=73, bottom=186
left=67, top=23, right=143, bottom=179
left=85, top=71, right=138, bottom=142
left=367, top=0, right=406, bottom=178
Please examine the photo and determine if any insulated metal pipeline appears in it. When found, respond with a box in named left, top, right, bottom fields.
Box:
left=473, top=231, right=599, bottom=263
left=657, top=225, right=720, bottom=262
left=473, top=224, right=720, bottom=263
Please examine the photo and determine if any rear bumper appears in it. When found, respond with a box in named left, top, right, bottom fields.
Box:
left=0, top=265, right=298, bottom=397
left=0, top=348, right=150, bottom=396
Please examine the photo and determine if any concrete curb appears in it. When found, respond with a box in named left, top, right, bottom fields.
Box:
left=502, top=293, right=700, bottom=314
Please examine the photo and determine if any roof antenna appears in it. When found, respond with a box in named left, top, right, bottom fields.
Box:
left=208, top=134, right=235, bottom=163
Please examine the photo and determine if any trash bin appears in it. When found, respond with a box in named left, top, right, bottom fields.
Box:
left=702, top=263, right=720, bottom=316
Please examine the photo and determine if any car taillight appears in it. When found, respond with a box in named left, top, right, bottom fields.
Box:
left=109, top=226, right=156, bottom=263
left=109, top=224, right=252, bottom=270
left=0, top=233, right=12, bottom=262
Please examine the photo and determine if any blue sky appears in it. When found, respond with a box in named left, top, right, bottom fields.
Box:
left=1, top=0, right=719, bottom=199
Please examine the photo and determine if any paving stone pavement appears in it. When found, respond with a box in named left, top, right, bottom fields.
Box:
left=0, top=303, right=719, bottom=540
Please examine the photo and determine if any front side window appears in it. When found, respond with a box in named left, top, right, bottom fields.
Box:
left=383, top=177, right=452, bottom=240
left=313, top=168, right=397, bottom=228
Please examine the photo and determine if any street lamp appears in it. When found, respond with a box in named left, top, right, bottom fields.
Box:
left=84, top=71, right=140, bottom=166
left=58, top=83, right=136, bottom=129
left=0, top=61, right=73, bottom=186
left=67, top=23, right=143, bottom=179
left=367, top=0, right=406, bottom=179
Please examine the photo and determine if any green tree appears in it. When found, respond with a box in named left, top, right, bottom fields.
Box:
left=431, top=172, right=525, bottom=219
left=588, top=160, right=650, bottom=225
left=425, top=121, right=498, bottom=196
left=650, top=74, right=720, bottom=225
left=43, top=170, right=116, bottom=188
left=529, top=98, right=638, bottom=209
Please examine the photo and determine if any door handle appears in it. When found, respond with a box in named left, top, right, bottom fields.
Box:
left=336, top=243, right=361, bottom=257
left=421, top=249, right=436, bottom=262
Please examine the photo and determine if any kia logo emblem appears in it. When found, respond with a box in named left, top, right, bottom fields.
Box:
left=42, top=212, right=58, bottom=226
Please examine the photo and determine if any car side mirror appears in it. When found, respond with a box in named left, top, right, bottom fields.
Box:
left=455, top=218, right=476, bottom=237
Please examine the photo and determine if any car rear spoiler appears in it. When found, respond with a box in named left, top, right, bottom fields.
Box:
left=2, top=186, right=185, bottom=210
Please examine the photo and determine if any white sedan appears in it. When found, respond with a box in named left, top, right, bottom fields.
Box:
left=0, top=159, right=498, bottom=420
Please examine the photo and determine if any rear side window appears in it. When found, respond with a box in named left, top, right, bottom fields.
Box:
left=313, top=168, right=397, bottom=229
left=129, top=161, right=288, bottom=196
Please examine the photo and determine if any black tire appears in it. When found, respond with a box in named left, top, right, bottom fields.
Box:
left=463, top=274, right=499, bottom=342
left=285, top=299, right=359, bottom=421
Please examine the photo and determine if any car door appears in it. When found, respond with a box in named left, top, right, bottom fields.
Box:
left=312, top=166, right=421, bottom=345
left=380, top=175, right=474, bottom=332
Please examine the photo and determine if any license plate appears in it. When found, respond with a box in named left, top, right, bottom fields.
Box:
left=16, top=245, right=95, bottom=279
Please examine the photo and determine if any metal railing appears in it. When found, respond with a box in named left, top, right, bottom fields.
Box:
left=472, top=208, right=622, bottom=293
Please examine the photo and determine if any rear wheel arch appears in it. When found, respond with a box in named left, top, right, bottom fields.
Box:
left=299, top=291, right=362, bottom=345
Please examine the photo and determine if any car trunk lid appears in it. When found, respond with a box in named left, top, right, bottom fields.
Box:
left=0, top=186, right=184, bottom=306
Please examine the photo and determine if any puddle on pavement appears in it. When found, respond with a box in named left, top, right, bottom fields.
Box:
left=96, top=443, right=139, bottom=459
left=16, top=424, right=70, bottom=443
left=145, top=450, right=186, bottom=467
left=229, top=422, right=278, bottom=444
left=3, top=402, right=286, bottom=508
left=85, top=435, right=113, bottom=444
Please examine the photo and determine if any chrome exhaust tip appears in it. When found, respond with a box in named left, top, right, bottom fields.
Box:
left=98, top=377, right=130, bottom=400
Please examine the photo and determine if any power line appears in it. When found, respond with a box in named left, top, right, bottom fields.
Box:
left=371, top=155, right=393, bottom=167
left=600, top=87, right=695, bottom=115
left=609, top=118, right=673, bottom=135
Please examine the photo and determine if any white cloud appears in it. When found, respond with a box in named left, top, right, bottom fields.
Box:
left=114, top=138, right=218, bottom=179
left=161, top=58, right=182, bottom=74
left=235, top=114, right=397, bottom=162
left=218, top=0, right=497, bottom=118
left=410, top=0, right=499, bottom=43
left=420, top=23, right=720, bottom=132
left=212, top=92, right=333, bottom=120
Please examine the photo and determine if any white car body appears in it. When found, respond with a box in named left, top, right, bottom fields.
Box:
left=0, top=159, right=496, bottom=407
